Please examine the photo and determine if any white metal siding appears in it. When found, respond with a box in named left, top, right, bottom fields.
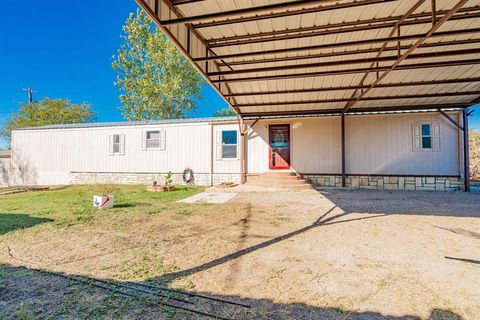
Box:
left=0, top=158, right=10, bottom=186
left=11, top=123, right=216, bottom=185
left=10, top=113, right=461, bottom=186
left=346, top=113, right=460, bottom=175
left=245, top=113, right=460, bottom=176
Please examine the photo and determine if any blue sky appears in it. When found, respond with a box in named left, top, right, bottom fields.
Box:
left=0, top=0, right=479, bottom=149
left=0, top=0, right=228, bottom=148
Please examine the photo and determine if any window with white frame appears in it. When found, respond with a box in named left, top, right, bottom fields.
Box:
left=109, top=134, right=125, bottom=155
left=142, top=129, right=166, bottom=150
left=216, top=130, right=238, bottom=159
left=412, top=122, right=440, bottom=151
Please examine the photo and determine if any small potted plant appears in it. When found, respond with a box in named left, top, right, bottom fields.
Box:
left=147, top=181, right=164, bottom=192
left=164, top=171, right=175, bottom=192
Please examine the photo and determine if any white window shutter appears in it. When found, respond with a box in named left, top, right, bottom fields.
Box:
left=216, top=131, right=222, bottom=160
left=412, top=123, right=421, bottom=151
left=109, top=135, right=114, bottom=155
left=432, top=123, right=441, bottom=150
left=141, top=131, right=147, bottom=151
left=160, top=129, right=166, bottom=150
left=120, top=134, right=125, bottom=155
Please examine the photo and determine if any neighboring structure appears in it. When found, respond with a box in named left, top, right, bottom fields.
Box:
left=10, top=110, right=466, bottom=190
left=0, top=150, right=11, bottom=186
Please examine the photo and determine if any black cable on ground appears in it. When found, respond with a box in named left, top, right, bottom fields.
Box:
left=53, top=273, right=233, bottom=320
left=128, top=281, right=251, bottom=308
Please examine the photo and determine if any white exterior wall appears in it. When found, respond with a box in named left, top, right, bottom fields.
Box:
left=0, top=158, right=10, bottom=186
left=345, top=113, right=460, bottom=176
left=11, top=122, right=237, bottom=186
left=9, top=112, right=462, bottom=186
left=245, top=113, right=460, bottom=176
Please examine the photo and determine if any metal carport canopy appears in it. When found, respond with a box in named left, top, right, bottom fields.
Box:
left=135, top=0, right=480, bottom=117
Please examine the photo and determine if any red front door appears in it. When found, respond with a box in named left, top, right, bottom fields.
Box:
left=269, top=124, right=290, bottom=169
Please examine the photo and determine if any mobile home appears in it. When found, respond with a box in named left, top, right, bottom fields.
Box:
left=9, top=110, right=466, bottom=191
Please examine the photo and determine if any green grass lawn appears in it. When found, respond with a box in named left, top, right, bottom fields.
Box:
left=0, top=184, right=202, bottom=234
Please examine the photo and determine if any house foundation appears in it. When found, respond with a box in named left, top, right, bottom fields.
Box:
left=302, top=174, right=463, bottom=191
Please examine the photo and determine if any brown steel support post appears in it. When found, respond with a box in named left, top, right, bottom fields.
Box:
left=239, top=117, right=246, bottom=184
left=463, top=109, right=471, bottom=192
left=341, top=112, right=346, bottom=188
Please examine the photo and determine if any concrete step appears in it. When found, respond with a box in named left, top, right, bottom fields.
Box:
left=249, top=183, right=314, bottom=191
left=245, top=172, right=314, bottom=191
left=247, top=175, right=302, bottom=182
left=264, top=172, right=297, bottom=176
left=248, top=179, right=309, bottom=186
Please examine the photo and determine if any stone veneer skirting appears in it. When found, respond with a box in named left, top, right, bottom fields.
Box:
left=302, top=174, right=463, bottom=191
left=70, top=171, right=240, bottom=186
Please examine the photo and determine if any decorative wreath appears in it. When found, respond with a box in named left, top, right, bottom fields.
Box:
left=182, top=168, right=194, bottom=184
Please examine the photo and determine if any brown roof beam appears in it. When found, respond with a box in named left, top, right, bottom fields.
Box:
left=235, top=91, right=480, bottom=108
left=193, top=27, right=480, bottom=62
left=160, top=0, right=344, bottom=25
left=346, top=0, right=427, bottom=113
left=190, top=0, right=396, bottom=29
left=209, top=8, right=480, bottom=48
left=208, top=48, right=480, bottom=77
left=470, top=95, right=480, bottom=105
left=343, top=0, right=470, bottom=111
left=239, top=103, right=470, bottom=117
left=170, top=0, right=205, bottom=5
left=217, top=38, right=480, bottom=67
left=224, top=77, right=480, bottom=97
left=211, top=58, right=480, bottom=83
left=206, top=6, right=480, bottom=46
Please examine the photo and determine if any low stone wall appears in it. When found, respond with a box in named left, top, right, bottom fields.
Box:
left=70, top=171, right=240, bottom=186
left=302, top=174, right=463, bottom=191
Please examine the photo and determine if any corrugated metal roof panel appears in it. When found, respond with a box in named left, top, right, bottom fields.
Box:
left=137, top=0, right=480, bottom=116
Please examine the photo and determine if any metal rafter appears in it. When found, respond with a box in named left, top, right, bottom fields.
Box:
left=224, top=77, right=480, bottom=97
left=234, top=91, right=480, bottom=108
left=344, top=0, right=426, bottom=112
left=216, top=38, right=480, bottom=67
left=343, top=0, right=471, bottom=112
left=191, top=0, right=396, bottom=29
left=160, top=0, right=390, bottom=26
left=206, top=6, right=480, bottom=47
left=239, top=103, right=470, bottom=118
left=193, top=27, right=480, bottom=62
left=207, top=48, right=480, bottom=77
left=211, top=58, right=480, bottom=83
left=171, top=0, right=205, bottom=5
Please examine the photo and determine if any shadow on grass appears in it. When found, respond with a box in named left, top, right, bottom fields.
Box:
left=0, top=263, right=464, bottom=320
left=0, top=213, right=53, bottom=235
left=113, top=203, right=136, bottom=208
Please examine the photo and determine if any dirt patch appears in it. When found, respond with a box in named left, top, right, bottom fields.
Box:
left=1, top=186, right=479, bottom=319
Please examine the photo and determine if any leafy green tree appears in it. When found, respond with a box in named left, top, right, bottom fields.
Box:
left=112, top=9, right=203, bottom=121
left=1, top=98, right=95, bottom=140
left=214, top=107, right=237, bottom=117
